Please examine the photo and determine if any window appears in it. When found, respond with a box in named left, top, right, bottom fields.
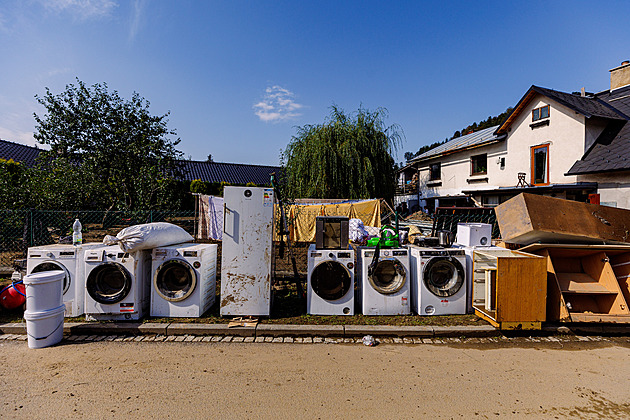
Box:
left=531, top=144, right=549, bottom=185
left=471, top=154, right=487, bottom=175
left=532, top=105, right=550, bottom=122
left=429, top=163, right=441, bottom=181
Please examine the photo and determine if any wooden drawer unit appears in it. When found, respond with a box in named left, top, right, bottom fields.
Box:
left=472, top=249, right=546, bottom=330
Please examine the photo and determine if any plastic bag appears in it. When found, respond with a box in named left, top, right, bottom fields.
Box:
left=103, top=222, right=193, bottom=253
left=349, top=218, right=368, bottom=243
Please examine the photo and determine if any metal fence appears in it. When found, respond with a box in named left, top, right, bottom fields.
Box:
left=0, top=209, right=195, bottom=271
left=431, top=207, right=500, bottom=238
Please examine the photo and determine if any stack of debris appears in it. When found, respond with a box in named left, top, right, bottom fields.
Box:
left=495, top=193, right=630, bottom=324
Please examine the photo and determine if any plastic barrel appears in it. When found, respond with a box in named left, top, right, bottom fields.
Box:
left=23, top=271, right=65, bottom=313
left=24, top=305, right=65, bottom=349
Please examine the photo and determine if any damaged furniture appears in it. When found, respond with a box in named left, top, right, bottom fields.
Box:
left=520, top=244, right=630, bottom=323
left=471, top=248, right=546, bottom=330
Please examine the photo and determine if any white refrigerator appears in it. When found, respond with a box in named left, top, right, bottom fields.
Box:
left=220, top=186, right=275, bottom=316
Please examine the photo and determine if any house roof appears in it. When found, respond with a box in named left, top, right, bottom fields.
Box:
left=495, top=85, right=628, bottom=135
left=408, top=125, right=504, bottom=163
left=0, top=138, right=279, bottom=185
left=567, top=84, right=630, bottom=175
left=179, top=160, right=278, bottom=185
left=0, top=139, right=42, bottom=167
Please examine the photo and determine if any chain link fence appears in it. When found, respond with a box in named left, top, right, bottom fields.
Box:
left=431, top=207, right=500, bottom=238
left=0, top=209, right=195, bottom=272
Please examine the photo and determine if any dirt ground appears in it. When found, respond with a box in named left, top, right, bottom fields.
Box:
left=1, top=339, right=629, bottom=419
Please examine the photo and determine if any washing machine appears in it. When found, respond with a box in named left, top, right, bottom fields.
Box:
left=83, top=245, right=152, bottom=321
left=307, top=244, right=354, bottom=315
left=26, top=243, right=103, bottom=317
left=409, top=245, right=467, bottom=316
left=150, top=243, right=217, bottom=318
left=358, top=247, right=410, bottom=315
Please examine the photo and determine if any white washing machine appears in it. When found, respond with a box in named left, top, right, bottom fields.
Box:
left=151, top=243, right=217, bottom=318
left=26, top=243, right=103, bottom=317
left=359, top=247, right=410, bottom=315
left=307, top=244, right=354, bottom=315
left=409, top=246, right=467, bottom=316
left=83, top=245, right=152, bottom=321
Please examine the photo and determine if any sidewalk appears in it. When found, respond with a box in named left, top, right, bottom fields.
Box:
left=1, top=321, right=629, bottom=339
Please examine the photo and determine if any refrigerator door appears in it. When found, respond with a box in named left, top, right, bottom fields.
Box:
left=220, top=186, right=274, bottom=316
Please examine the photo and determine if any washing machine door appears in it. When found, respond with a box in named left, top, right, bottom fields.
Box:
left=311, top=261, right=352, bottom=301
left=368, top=258, right=406, bottom=294
left=423, top=257, right=464, bottom=297
left=31, top=261, right=71, bottom=295
left=154, top=259, right=197, bottom=302
left=86, top=263, right=132, bottom=304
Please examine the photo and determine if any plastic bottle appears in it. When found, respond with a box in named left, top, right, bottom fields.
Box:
left=72, top=218, right=82, bottom=246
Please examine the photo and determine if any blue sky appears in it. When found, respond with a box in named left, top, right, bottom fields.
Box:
left=1, top=1, right=629, bottom=166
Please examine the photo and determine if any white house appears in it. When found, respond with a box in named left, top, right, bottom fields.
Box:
left=398, top=61, right=630, bottom=211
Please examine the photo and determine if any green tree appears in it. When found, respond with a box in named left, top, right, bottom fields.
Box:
left=282, top=105, right=402, bottom=200
left=0, top=159, right=29, bottom=208
left=33, top=78, right=184, bottom=210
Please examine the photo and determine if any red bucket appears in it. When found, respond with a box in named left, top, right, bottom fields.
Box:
left=0, top=283, right=26, bottom=310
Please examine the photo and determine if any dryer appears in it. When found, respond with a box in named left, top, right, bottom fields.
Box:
left=409, top=246, right=467, bottom=316
left=151, top=243, right=217, bottom=318
left=359, top=247, right=410, bottom=315
left=26, top=243, right=102, bottom=317
left=307, top=244, right=354, bottom=315
left=83, top=245, right=152, bottom=321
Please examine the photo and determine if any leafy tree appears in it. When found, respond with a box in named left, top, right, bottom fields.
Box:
left=33, top=78, right=184, bottom=210
left=282, top=105, right=403, bottom=200
left=0, top=159, right=29, bottom=208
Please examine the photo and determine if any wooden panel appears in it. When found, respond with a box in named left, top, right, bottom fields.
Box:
left=539, top=249, right=570, bottom=322
left=495, top=193, right=630, bottom=245
left=556, top=273, right=615, bottom=294
left=569, top=313, right=630, bottom=323
left=610, top=252, right=630, bottom=306
left=582, top=252, right=629, bottom=315
left=496, top=255, right=547, bottom=323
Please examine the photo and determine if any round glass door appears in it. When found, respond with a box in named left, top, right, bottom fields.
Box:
left=311, top=261, right=351, bottom=301
left=423, top=257, right=464, bottom=297
left=86, top=262, right=132, bottom=304
left=31, top=262, right=71, bottom=295
left=368, top=259, right=406, bottom=294
left=154, top=260, right=197, bottom=302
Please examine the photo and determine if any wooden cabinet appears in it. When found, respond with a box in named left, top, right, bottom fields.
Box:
left=472, top=249, right=546, bottom=330
left=521, top=245, right=630, bottom=323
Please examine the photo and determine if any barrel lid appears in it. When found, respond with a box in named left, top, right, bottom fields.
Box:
left=23, top=270, right=66, bottom=284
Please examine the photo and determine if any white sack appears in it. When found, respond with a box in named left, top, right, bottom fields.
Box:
left=349, top=218, right=368, bottom=243
left=103, top=222, right=193, bottom=253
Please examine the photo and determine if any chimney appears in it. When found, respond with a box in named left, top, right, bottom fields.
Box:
left=610, top=60, right=630, bottom=91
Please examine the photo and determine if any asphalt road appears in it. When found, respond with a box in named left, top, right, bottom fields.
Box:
left=1, top=338, right=629, bottom=419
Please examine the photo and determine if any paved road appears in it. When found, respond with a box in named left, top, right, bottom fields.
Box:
left=1, top=336, right=629, bottom=419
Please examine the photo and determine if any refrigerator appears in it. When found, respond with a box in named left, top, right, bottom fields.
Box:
left=220, top=186, right=275, bottom=316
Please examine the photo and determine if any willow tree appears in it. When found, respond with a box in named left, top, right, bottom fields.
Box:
left=282, top=105, right=402, bottom=200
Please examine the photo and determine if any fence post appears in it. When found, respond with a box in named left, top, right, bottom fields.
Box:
left=29, top=209, right=34, bottom=247
left=150, top=210, right=153, bottom=223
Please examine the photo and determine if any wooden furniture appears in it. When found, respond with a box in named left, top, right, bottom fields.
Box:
left=520, top=244, right=630, bottom=323
left=472, top=248, right=546, bottom=330
left=495, top=193, right=630, bottom=245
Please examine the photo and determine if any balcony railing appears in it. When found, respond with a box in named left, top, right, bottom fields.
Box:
left=395, top=183, right=418, bottom=195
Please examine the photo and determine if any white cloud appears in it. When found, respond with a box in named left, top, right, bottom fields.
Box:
left=129, top=0, right=148, bottom=41
left=41, top=0, right=118, bottom=21
left=0, top=126, right=38, bottom=148
left=254, top=85, right=304, bottom=123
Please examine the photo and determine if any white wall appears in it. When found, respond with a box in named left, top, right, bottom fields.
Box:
left=578, top=171, right=630, bottom=209
left=503, top=95, right=585, bottom=185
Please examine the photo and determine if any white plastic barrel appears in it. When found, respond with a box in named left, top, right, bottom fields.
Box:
left=23, top=270, right=65, bottom=312
left=24, top=305, right=65, bottom=349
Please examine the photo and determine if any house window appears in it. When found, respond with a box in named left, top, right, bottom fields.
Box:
left=471, top=154, right=487, bottom=175
left=429, top=163, right=441, bottom=181
left=532, top=105, right=550, bottom=122
left=531, top=144, right=549, bottom=185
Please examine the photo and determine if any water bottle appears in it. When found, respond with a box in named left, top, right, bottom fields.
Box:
left=72, top=218, right=82, bottom=246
